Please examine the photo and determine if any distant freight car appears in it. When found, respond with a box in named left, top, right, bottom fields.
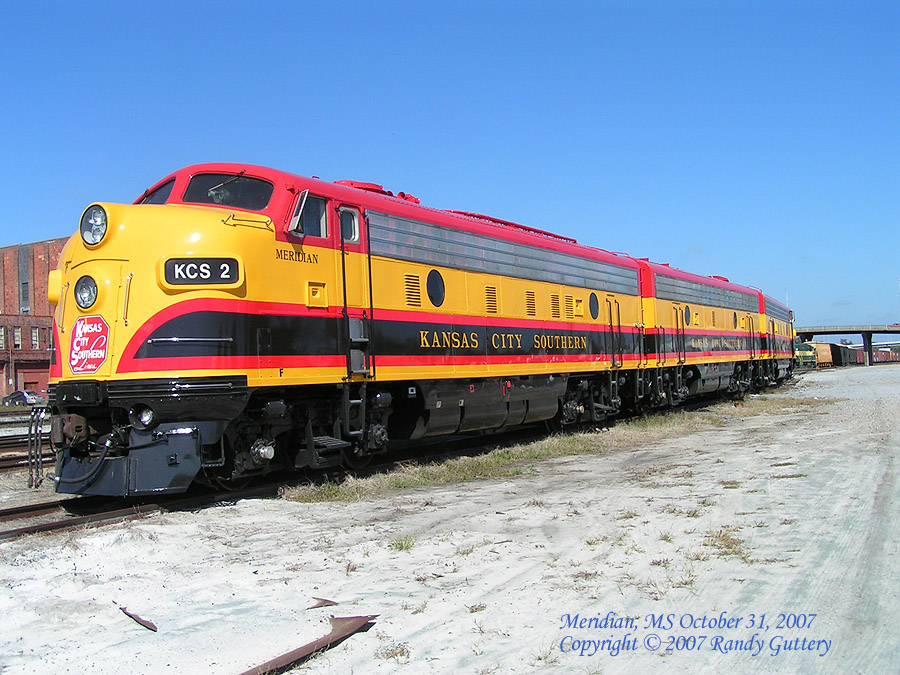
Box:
left=807, top=342, right=869, bottom=367
left=830, top=344, right=856, bottom=367
left=811, top=342, right=833, bottom=367
left=872, top=349, right=900, bottom=363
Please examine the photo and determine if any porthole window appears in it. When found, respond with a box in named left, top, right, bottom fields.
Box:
left=427, top=269, right=445, bottom=307
left=684, top=305, right=691, bottom=326
left=589, top=293, right=599, bottom=320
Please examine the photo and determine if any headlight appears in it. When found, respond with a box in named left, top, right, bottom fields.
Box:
left=74, top=276, right=98, bottom=309
left=129, top=404, right=157, bottom=430
left=80, top=205, right=108, bottom=245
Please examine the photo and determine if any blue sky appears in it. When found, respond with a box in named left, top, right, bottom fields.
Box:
left=1, top=1, right=897, bottom=328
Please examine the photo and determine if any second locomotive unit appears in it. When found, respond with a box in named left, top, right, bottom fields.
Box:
left=46, top=163, right=794, bottom=496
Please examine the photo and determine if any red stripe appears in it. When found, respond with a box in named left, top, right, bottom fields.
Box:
left=644, top=327, right=758, bottom=337
left=50, top=321, right=62, bottom=378
left=117, top=354, right=347, bottom=374
left=374, top=353, right=642, bottom=368
left=648, top=351, right=753, bottom=360
left=117, top=298, right=342, bottom=370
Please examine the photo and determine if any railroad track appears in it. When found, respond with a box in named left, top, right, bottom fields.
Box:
left=0, top=434, right=48, bottom=449
left=0, top=410, right=49, bottom=449
left=0, top=483, right=282, bottom=542
left=0, top=452, right=55, bottom=474
left=0, top=384, right=778, bottom=543
left=0, top=430, right=537, bottom=541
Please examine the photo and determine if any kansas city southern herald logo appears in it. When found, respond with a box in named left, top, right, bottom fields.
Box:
left=69, top=315, right=109, bottom=374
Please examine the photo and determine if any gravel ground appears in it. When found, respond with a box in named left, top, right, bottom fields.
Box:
left=1, top=364, right=898, bottom=674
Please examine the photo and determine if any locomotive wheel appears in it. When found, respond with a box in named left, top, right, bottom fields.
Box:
left=197, top=430, right=253, bottom=491
left=199, top=467, right=253, bottom=491
left=341, top=445, right=373, bottom=470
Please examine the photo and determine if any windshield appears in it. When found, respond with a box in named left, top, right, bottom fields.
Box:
left=140, top=179, right=175, bottom=204
left=183, top=173, right=274, bottom=211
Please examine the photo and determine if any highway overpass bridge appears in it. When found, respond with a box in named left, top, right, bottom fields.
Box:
left=795, top=325, right=900, bottom=366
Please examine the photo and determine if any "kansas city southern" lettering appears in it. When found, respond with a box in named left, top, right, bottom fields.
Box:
left=533, top=334, right=588, bottom=351
left=420, top=331, right=480, bottom=349
left=419, top=330, right=588, bottom=352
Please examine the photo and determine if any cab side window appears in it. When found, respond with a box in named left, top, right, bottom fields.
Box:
left=340, top=208, right=359, bottom=244
left=291, top=195, right=328, bottom=238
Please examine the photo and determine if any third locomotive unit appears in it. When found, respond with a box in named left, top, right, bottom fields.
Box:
left=46, top=163, right=794, bottom=496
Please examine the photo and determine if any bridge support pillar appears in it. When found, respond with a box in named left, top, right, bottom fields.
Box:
left=862, top=332, right=874, bottom=366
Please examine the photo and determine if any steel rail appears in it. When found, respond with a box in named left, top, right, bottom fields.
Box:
left=0, top=483, right=282, bottom=542
left=237, top=615, right=378, bottom=675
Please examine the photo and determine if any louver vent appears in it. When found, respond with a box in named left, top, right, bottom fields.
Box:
left=485, top=285, right=498, bottom=314
left=551, top=294, right=561, bottom=319
left=404, top=274, right=421, bottom=307
left=564, top=295, right=575, bottom=319
left=525, top=290, right=536, bottom=317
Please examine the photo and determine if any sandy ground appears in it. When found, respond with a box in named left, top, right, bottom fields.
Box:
left=1, top=365, right=898, bottom=674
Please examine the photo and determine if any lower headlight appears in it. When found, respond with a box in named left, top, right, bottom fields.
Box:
left=74, top=276, right=98, bottom=309
left=129, top=404, right=157, bottom=430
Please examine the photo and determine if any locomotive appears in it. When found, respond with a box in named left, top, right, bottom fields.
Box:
left=44, top=163, right=794, bottom=496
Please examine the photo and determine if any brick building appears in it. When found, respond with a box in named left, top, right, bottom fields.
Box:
left=1, top=237, right=70, bottom=397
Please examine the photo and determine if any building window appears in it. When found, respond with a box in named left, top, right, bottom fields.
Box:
left=20, top=281, right=29, bottom=315
left=32, top=327, right=40, bottom=350
left=13, top=327, right=22, bottom=350
left=0, top=327, right=4, bottom=350
left=18, top=246, right=31, bottom=315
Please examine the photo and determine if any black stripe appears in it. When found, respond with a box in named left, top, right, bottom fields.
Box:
left=136, top=311, right=767, bottom=362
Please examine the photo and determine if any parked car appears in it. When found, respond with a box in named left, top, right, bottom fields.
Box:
left=2, top=390, right=46, bottom=406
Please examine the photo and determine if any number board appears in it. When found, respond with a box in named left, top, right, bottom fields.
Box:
left=164, top=258, right=239, bottom=285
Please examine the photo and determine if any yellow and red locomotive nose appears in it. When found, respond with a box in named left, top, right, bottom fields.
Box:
left=50, top=201, right=258, bottom=382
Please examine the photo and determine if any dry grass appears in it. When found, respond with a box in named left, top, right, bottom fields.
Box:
left=281, top=395, right=837, bottom=505
left=722, top=395, right=838, bottom=417
left=703, top=526, right=751, bottom=563
left=375, top=642, right=410, bottom=661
